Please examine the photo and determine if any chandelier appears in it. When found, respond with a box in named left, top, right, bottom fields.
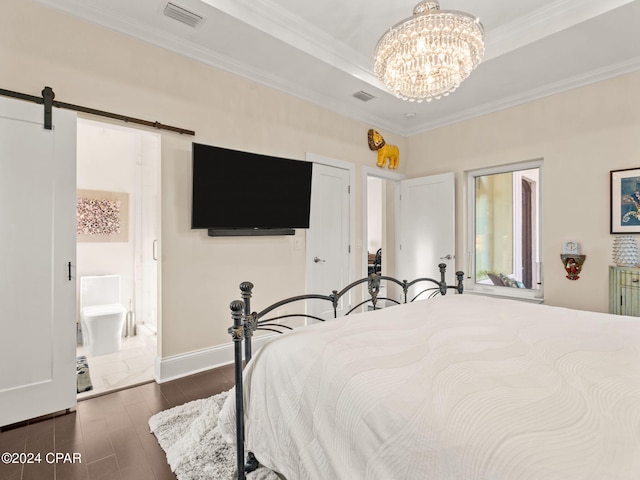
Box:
left=374, top=1, right=484, bottom=102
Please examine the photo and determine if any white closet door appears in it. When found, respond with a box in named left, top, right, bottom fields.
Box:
left=305, top=162, right=351, bottom=320
left=0, top=97, right=77, bottom=426
left=398, top=172, right=455, bottom=296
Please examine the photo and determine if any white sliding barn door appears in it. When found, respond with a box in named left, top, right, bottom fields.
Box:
left=0, top=97, right=77, bottom=426
left=305, top=163, right=351, bottom=320
left=398, top=172, right=455, bottom=296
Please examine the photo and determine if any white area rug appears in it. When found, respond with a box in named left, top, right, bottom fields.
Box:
left=149, top=390, right=279, bottom=480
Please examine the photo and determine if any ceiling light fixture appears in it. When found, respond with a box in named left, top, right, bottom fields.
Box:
left=374, top=1, right=484, bottom=103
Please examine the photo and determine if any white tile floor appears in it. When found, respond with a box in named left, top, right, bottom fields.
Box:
left=77, top=324, right=157, bottom=399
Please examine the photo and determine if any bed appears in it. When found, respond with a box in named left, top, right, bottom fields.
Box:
left=219, top=267, right=640, bottom=480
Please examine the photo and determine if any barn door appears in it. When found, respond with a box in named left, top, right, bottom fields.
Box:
left=0, top=97, right=77, bottom=426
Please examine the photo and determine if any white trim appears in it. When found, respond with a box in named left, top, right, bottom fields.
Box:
left=466, top=159, right=544, bottom=301
left=155, top=334, right=277, bottom=383
left=466, top=158, right=545, bottom=179
left=465, top=290, right=544, bottom=304
left=512, top=171, right=524, bottom=281
left=32, top=0, right=640, bottom=138
left=306, top=152, right=354, bottom=172
left=199, top=0, right=384, bottom=89
left=361, top=166, right=405, bottom=181
left=485, top=0, right=636, bottom=61
left=403, top=55, right=640, bottom=136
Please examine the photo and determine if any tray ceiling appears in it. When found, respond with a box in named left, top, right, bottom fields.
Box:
left=34, top=0, right=640, bottom=135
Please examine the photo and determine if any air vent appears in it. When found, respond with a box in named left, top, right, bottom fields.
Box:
left=163, top=2, right=204, bottom=28
left=353, top=91, right=375, bottom=102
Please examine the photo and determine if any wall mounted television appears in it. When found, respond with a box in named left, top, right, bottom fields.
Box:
left=191, top=143, right=313, bottom=236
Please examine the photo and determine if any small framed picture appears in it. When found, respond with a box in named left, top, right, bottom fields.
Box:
left=611, top=168, right=640, bottom=233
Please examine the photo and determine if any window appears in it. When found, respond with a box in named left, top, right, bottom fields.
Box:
left=467, top=160, right=543, bottom=300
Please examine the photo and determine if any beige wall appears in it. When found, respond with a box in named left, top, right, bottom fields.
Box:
left=4, top=0, right=639, bottom=363
left=406, top=72, right=640, bottom=312
left=2, top=0, right=406, bottom=358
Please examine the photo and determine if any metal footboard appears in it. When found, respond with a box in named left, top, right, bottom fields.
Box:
left=228, top=263, right=464, bottom=480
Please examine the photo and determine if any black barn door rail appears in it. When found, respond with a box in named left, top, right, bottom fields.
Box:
left=0, top=86, right=195, bottom=135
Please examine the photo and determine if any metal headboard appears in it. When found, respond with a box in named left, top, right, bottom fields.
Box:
left=228, top=263, right=464, bottom=479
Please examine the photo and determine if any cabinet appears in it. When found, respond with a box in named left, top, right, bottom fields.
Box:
left=609, top=266, right=640, bottom=316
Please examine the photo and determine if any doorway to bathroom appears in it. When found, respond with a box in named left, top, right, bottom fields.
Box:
left=75, top=118, right=161, bottom=398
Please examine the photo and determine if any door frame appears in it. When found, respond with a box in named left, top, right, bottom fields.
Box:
left=361, top=166, right=405, bottom=279
left=305, top=152, right=355, bottom=294
left=76, top=118, right=162, bottom=380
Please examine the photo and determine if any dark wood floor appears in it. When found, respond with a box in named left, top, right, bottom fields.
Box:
left=0, top=364, right=236, bottom=480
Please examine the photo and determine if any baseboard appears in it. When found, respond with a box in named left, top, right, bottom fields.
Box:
left=155, top=333, right=277, bottom=383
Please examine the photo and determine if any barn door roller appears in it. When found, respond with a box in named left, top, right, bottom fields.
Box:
left=0, top=85, right=195, bottom=135
left=42, top=86, right=54, bottom=130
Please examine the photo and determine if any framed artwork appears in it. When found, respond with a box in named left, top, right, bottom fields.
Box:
left=611, top=168, right=640, bottom=234
left=77, top=189, right=129, bottom=242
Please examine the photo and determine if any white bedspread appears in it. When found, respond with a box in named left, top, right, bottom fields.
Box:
left=219, top=294, right=640, bottom=480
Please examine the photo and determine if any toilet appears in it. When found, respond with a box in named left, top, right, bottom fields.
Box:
left=80, top=275, right=126, bottom=356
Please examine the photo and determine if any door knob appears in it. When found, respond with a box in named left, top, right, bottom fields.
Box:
left=440, top=254, right=453, bottom=260
left=314, top=256, right=326, bottom=263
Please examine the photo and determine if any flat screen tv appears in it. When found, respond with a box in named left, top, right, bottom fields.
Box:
left=191, top=143, right=313, bottom=236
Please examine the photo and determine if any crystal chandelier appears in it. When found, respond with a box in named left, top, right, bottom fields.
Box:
left=374, top=1, right=484, bottom=102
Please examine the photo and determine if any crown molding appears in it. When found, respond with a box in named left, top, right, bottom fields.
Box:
left=485, top=0, right=636, bottom=60
left=201, top=0, right=386, bottom=90
left=31, top=0, right=640, bottom=137
left=402, top=54, right=640, bottom=136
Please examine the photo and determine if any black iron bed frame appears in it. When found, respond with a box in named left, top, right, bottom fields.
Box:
left=227, top=263, right=464, bottom=480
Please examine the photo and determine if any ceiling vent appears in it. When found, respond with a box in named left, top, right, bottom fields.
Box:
left=353, top=91, right=375, bottom=102
left=163, top=2, right=204, bottom=28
